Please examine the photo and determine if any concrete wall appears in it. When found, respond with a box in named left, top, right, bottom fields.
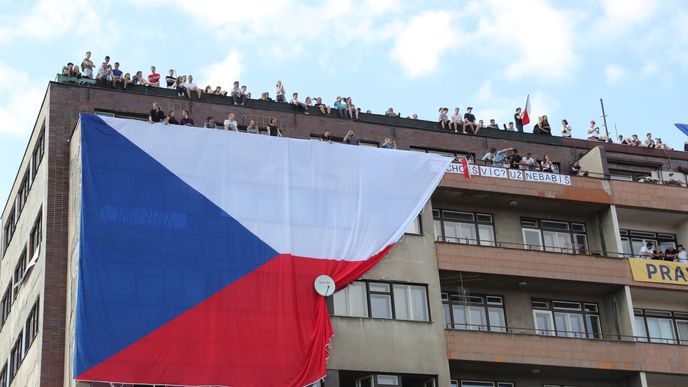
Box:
left=0, top=99, right=48, bottom=387
left=328, top=201, right=451, bottom=386
left=578, top=145, right=608, bottom=178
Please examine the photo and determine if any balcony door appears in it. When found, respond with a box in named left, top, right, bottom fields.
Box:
left=522, top=228, right=543, bottom=250
left=543, top=231, right=573, bottom=254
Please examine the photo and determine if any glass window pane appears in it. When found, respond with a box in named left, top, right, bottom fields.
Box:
left=410, top=286, right=429, bottom=321
left=452, top=305, right=467, bottom=330
left=369, top=282, right=390, bottom=293
left=468, top=306, right=487, bottom=330
left=635, top=316, right=648, bottom=342
left=443, top=303, right=451, bottom=328
left=647, top=317, right=676, bottom=344
left=370, top=294, right=392, bottom=319
left=523, top=229, right=543, bottom=250
left=478, top=224, right=495, bottom=247
left=534, top=310, right=554, bottom=336
left=488, top=307, right=506, bottom=332
left=393, top=285, right=410, bottom=320
left=676, top=320, right=688, bottom=345
left=434, top=220, right=443, bottom=241
left=405, top=215, right=421, bottom=235
left=458, top=223, right=477, bottom=245
left=586, top=315, right=601, bottom=339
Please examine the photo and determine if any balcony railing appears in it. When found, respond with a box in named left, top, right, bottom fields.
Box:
left=435, top=236, right=630, bottom=259
left=445, top=323, right=688, bottom=345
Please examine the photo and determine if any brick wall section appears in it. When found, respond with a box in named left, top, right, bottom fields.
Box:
left=446, top=330, right=688, bottom=374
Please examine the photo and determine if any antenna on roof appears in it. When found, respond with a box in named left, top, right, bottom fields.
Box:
left=600, top=98, right=610, bottom=141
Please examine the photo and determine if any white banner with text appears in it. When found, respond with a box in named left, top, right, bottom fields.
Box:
left=445, top=163, right=572, bottom=185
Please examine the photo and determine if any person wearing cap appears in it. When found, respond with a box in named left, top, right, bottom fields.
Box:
left=463, top=106, right=478, bottom=134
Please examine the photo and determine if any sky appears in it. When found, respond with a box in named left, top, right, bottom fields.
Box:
left=1, top=0, right=687, bottom=205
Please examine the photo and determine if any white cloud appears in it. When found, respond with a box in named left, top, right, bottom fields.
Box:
left=0, top=62, right=45, bottom=137
left=390, top=10, right=459, bottom=78
left=641, top=62, right=658, bottom=77
left=0, top=0, right=104, bottom=44
left=470, top=0, right=579, bottom=81
left=605, top=64, right=626, bottom=85
left=199, top=50, right=244, bottom=88
left=594, top=0, right=658, bottom=38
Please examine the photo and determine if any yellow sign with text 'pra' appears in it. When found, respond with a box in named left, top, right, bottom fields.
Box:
left=629, top=258, right=688, bottom=285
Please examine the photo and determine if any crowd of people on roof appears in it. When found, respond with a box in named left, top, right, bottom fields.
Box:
left=61, top=51, right=683, bottom=152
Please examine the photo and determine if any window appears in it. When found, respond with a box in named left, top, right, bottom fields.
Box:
left=0, top=285, right=10, bottom=328
left=24, top=299, right=39, bottom=352
left=0, top=361, right=7, bottom=387
left=12, top=248, right=27, bottom=301
left=9, top=332, right=23, bottom=382
left=634, top=309, right=688, bottom=345
left=3, top=207, right=16, bottom=252
left=30, top=210, right=42, bottom=258
left=433, top=209, right=495, bottom=246
left=405, top=213, right=422, bottom=235
left=442, top=293, right=506, bottom=332
left=333, top=281, right=429, bottom=321
left=620, top=229, right=677, bottom=257
left=533, top=300, right=600, bottom=339
left=521, top=218, right=588, bottom=254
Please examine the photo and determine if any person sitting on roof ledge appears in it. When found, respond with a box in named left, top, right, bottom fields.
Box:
left=96, top=62, right=112, bottom=86
left=385, top=107, right=397, bottom=117
left=438, top=107, right=449, bottom=129
left=81, top=51, right=95, bottom=78
left=345, top=97, right=359, bottom=119
left=533, top=115, right=551, bottom=135
left=292, top=92, right=309, bottom=114
left=561, top=119, right=572, bottom=137
left=463, top=107, right=478, bottom=134
left=642, top=132, right=655, bottom=149
left=315, top=97, right=330, bottom=115
left=656, top=138, right=671, bottom=150
left=111, top=62, right=124, bottom=89
left=165, top=69, right=176, bottom=88
left=586, top=120, right=608, bottom=141
left=184, top=75, right=202, bottom=99
left=132, top=71, right=148, bottom=86
left=147, top=66, right=160, bottom=86
left=450, top=108, right=462, bottom=132
left=333, top=96, right=346, bottom=118
left=215, top=86, right=227, bottom=96
left=487, top=119, right=499, bottom=130
left=62, top=63, right=79, bottom=77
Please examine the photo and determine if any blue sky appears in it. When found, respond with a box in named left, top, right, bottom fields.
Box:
left=1, top=0, right=687, bottom=204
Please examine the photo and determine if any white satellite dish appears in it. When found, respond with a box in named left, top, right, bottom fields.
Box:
left=314, top=275, right=336, bottom=297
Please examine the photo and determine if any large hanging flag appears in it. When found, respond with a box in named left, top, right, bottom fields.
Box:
left=74, top=115, right=450, bottom=387
left=522, top=94, right=531, bottom=126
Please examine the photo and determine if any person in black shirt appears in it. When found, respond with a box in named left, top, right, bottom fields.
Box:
left=514, top=107, right=523, bottom=132
left=320, top=129, right=333, bottom=143
left=507, top=148, right=522, bottom=169
left=165, top=69, right=176, bottom=88
left=665, top=244, right=679, bottom=261
left=533, top=115, right=552, bottom=135
left=148, top=102, right=165, bottom=123
left=164, top=111, right=179, bottom=125
left=267, top=117, right=282, bottom=136
left=463, top=106, right=478, bottom=134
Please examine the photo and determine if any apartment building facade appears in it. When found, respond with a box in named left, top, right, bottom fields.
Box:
left=1, top=79, right=687, bottom=387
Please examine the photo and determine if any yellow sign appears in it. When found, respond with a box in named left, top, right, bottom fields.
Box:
left=629, top=258, right=688, bottom=285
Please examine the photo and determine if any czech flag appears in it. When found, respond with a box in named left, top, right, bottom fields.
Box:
left=522, top=95, right=531, bottom=126
left=74, top=115, right=450, bottom=387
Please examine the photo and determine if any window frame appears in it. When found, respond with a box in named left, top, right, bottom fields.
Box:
left=433, top=209, right=496, bottom=246
left=620, top=229, right=677, bottom=257
left=634, top=308, right=688, bottom=345
left=442, top=292, right=507, bottom=332
left=532, top=299, right=601, bottom=339
left=332, top=280, right=431, bottom=322
left=520, top=218, right=588, bottom=254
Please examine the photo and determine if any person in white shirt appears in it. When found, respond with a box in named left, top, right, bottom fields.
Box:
left=678, top=245, right=687, bottom=263
left=561, top=119, right=572, bottom=137
left=638, top=242, right=654, bottom=259
left=642, top=132, right=656, bottom=149
left=184, top=75, right=202, bottom=99
left=275, top=80, right=286, bottom=102
left=223, top=113, right=238, bottom=131
left=521, top=153, right=539, bottom=171
left=450, top=108, right=462, bottom=132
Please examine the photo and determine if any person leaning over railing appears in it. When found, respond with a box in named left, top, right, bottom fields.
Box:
left=678, top=245, right=687, bottom=263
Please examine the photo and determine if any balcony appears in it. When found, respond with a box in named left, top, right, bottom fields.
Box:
left=439, top=166, right=614, bottom=205
left=436, top=241, right=630, bottom=286
left=446, top=329, right=688, bottom=374
left=610, top=179, right=688, bottom=212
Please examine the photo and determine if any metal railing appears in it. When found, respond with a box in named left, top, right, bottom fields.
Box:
left=435, top=236, right=631, bottom=259
left=445, top=323, right=688, bottom=345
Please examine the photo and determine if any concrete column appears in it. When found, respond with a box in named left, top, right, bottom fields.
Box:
left=627, top=372, right=648, bottom=387
left=598, top=204, right=623, bottom=257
